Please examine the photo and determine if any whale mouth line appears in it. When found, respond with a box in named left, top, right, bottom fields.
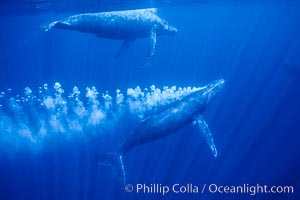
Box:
left=211, top=79, right=225, bottom=90
left=210, top=79, right=225, bottom=91
left=202, top=79, right=225, bottom=97
left=215, top=79, right=225, bottom=86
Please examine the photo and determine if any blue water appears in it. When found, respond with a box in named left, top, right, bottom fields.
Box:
left=0, top=1, right=300, bottom=200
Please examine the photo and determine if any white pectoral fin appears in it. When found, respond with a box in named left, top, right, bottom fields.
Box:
left=142, top=27, right=157, bottom=68
left=194, top=115, right=218, bottom=157
left=115, top=40, right=132, bottom=58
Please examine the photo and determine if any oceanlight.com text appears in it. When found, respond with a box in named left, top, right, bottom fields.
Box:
left=208, top=183, right=294, bottom=195
left=125, top=183, right=294, bottom=196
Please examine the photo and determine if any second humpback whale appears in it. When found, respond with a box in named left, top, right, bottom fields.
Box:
left=97, top=79, right=225, bottom=186
left=44, top=8, right=177, bottom=67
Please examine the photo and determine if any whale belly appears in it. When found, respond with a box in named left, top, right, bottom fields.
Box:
left=118, top=107, right=193, bottom=154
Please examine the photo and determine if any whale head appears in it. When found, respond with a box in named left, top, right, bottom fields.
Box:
left=164, top=24, right=178, bottom=35
left=202, top=79, right=225, bottom=102
left=181, top=79, right=225, bottom=114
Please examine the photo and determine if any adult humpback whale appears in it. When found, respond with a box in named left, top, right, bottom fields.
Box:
left=44, top=8, right=177, bottom=67
left=97, top=79, right=225, bottom=186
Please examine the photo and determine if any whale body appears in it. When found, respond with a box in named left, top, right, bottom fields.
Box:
left=97, top=79, right=225, bottom=186
left=44, top=8, right=177, bottom=67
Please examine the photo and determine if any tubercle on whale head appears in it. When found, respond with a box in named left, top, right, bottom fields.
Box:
left=166, top=24, right=178, bottom=35
left=160, top=21, right=178, bottom=35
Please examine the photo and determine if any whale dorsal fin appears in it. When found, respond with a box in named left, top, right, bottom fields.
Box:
left=193, top=115, right=218, bottom=157
left=115, top=40, right=133, bottom=58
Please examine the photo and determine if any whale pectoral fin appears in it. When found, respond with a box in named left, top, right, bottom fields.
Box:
left=194, top=115, right=218, bottom=157
left=142, top=27, right=157, bottom=68
left=115, top=40, right=132, bottom=58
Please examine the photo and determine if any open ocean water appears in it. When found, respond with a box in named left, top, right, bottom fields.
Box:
left=0, top=0, right=300, bottom=199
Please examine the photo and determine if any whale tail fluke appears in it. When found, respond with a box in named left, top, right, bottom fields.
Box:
left=97, top=153, right=126, bottom=186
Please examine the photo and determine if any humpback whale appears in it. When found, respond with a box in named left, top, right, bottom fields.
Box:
left=44, top=8, right=177, bottom=67
left=97, top=79, right=225, bottom=186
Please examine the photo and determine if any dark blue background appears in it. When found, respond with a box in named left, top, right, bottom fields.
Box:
left=0, top=1, right=300, bottom=199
